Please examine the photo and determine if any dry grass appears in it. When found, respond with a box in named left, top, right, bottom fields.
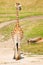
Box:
left=0, top=0, right=43, bottom=23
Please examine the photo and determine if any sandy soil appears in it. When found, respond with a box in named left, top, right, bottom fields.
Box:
left=0, top=38, right=43, bottom=65
left=0, top=48, right=43, bottom=65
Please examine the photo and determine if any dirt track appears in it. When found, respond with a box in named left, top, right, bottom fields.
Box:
left=0, top=48, right=43, bottom=65
left=0, top=38, right=43, bottom=65
left=0, top=15, right=43, bottom=28
left=0, top=16, right=43, bottom=65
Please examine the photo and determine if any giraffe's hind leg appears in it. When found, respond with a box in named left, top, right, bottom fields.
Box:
left=13, top=43, right=20, bottom=60
left=15, top=43, right=20, bottom=60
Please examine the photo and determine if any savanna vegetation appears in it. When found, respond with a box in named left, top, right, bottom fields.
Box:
left=0, top=0, right=43, bottom=54
left=0, top=0, right=43, bottom=23
left=0, top=19, right=43, bottom=54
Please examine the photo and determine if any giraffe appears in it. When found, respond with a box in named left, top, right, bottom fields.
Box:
left=12, top=3, right=23, bottom=60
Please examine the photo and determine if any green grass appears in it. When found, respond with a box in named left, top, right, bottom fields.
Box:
left=21, top=42, right=43, bottom=55
left=0, top=0, right=43, bottom=23
left=0, top=0, right=43, bottom=54
left=0, top=23, right=15, bottom=40
left=0, top=19, right=43, bottom=54
left=0, top=12, right=43, bottom=23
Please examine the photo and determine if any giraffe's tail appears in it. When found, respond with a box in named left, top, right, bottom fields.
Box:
left=16, top=43, right=18, bottom=51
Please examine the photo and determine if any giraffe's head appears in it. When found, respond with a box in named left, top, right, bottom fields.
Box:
left=15, top=3, right=22, bottom=10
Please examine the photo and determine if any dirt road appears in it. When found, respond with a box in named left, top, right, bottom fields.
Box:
left=0, top=38, right=43, bottom=65
left=0, top=15, right=43, bottom=28
left=0, top=48, right=43, bottom=65
left=0, top=16, right=43, bottom=65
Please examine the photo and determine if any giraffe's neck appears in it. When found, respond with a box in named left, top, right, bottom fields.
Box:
left=16, top=5, right=20, bottom=27
left=12, top=4, right=23, bottom=39
left=16, top=21, right=20, bottom=28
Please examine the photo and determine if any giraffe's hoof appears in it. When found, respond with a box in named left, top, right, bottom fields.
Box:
left=13, top=56, right=20, bottom=60
left=13, top=56, right=15, bottom=59
left=16, top=56, right=20, bottom=60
